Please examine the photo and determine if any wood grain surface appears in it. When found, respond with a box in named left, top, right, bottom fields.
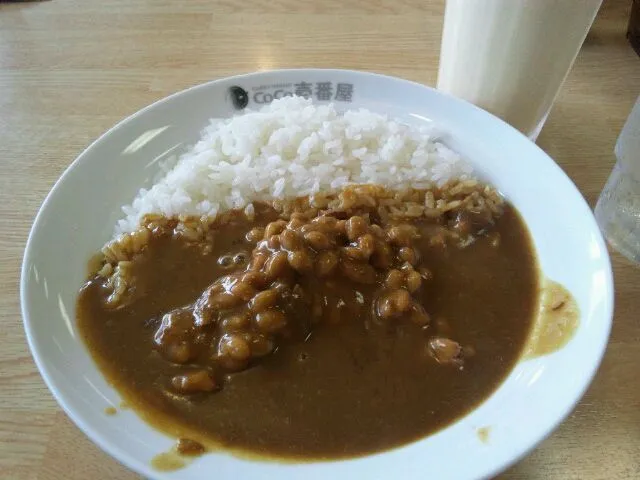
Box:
left=1, top=0, right=639, bottom=478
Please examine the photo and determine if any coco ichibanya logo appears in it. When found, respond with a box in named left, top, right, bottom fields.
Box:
left=229, top=81, right=355, bottom=109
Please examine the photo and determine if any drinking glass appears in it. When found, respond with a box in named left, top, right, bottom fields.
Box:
left=437, top=0, right=603, bottom=140
left=595, top=96, right=640, bottom=264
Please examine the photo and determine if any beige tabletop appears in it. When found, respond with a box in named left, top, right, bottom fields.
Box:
left=1, top=0, right=639, bottom=478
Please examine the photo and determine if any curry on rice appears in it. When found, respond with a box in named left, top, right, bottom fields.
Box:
left=77, top=181, right=537, bottom=459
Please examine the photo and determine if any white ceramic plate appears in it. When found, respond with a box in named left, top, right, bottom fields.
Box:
left=21, top=69, right=614, bottom=480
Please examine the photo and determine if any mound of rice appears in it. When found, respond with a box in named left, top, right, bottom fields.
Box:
left=116, top=96, right=473, bottom=235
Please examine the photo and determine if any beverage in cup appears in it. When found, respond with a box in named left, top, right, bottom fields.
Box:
left=437, top=0, right=603, bottom=140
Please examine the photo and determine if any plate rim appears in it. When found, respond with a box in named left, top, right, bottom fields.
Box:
left=20, top=68, right=615, bottom=480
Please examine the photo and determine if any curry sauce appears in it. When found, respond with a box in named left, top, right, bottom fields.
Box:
left=77, top=184, right=537, bottom=460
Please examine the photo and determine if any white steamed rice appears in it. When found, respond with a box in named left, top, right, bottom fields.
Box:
left=115, top=96, right=473, bottom=235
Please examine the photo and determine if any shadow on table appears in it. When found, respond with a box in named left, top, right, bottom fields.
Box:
left=0, top=0, right=51, bottom=9
left=536, top=100, right=625, bottom=208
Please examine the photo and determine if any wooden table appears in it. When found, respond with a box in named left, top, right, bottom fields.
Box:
left=1, top=0, right=639, bottom=478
